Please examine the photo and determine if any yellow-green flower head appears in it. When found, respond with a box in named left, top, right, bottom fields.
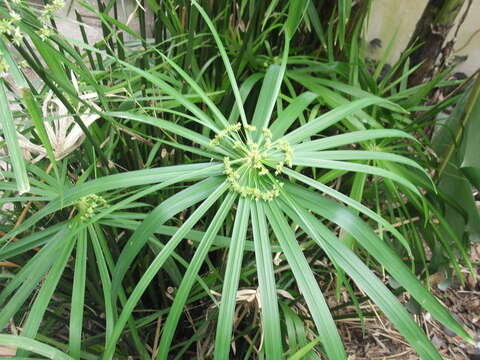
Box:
left=9, top=11, right=21, bottom=23
left=12, top=27, right=23, bottom=46
left=38, top=26, right=54, bottom=40
left=210, top=123, right=241, bottom=147
left=214, top=124, right=292, bottom=202
left=0, top=57, right=10, bottom=76
left=76, top=194, right=107, bottom=221
left=45, top=0, right=65, bottom=13
left=0, top=20, right=13, bottom=35
left=262, top=128, right=272, bottom=138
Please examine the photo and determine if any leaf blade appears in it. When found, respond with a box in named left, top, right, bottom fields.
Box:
left=0, top=79, right=29, bottom=194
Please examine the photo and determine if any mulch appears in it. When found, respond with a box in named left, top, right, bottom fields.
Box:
left=336, top=243, right=480, bottom=360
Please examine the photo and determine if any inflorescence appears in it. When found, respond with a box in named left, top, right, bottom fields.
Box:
left=0, top=0, right=64, bottom=54
left=76, top=194, right=107, bottom=221
left=209, top=123, right=242, bottom=147
left=218, top=124, right=293, bottom=202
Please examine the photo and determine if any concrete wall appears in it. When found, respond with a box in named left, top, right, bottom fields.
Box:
left=367, top=0, right=480, bottom=75
left=56, top=0, right=153, bottom=44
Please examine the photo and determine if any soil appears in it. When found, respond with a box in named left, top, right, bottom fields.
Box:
left=335, top=243, right=480, bottom=360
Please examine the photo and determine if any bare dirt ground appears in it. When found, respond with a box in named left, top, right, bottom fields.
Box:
left=337, top=243, right=480, bottom=360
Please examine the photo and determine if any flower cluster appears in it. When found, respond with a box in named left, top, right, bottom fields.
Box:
left=274, top=139, right=293, bottom=174
left=224, top=156, right=283, bottom=201
left=9, top=11, right=21, bottom=23
left=38, top=0, right=65, bottom=40
left=216, top=122, right=292, bottom=202
left=245, top=142, right=262, bottom=168
left=235, top=182, right=282, bottom=202
left=38, top=26, right=54, bottom=40
left=223, top=157, right=240, bottom=181
left=0, top=11, right=23, bottom=46
left=43, top=0, right=65, bottom=15
left=262, top=128, right=272, bottom=138
left=76, top=194, right=107, bottom=221
left=210, top=123, right=241, bottom=147
left=0, top=54, right=9, bottom=77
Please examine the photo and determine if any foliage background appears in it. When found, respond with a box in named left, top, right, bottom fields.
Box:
left=0, top=0, right=479, bottom=359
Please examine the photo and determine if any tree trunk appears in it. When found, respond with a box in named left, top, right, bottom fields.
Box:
left=407, top=0, right=465, bottom=86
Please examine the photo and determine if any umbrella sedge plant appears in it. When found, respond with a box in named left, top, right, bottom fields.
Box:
left=0, top=0, right=474, bottom=359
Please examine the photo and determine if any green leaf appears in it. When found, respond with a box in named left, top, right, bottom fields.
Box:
left=282, top=97, right=395, bottom=145
left=295, top=75, right=406, bottom=114
left=15, top=231, right=76, bottom=356
left=285, top=182, right=472, bottom=342
left=266, top=201, right=346, bottom=359
left=144, top=0, right=160, bottom=13
left=89, top=225, right=115, bottom=346
left=155, top=52, right=230, bottom=129
left=103, top=183, right=230, bottom=360
left=0, top=335, right=73, bottom=360
left=287, top=337, right=321, bottom=360
left=283, top=196, right=443, bottom=360
left=0, top=37, right=28, bottom=87
left=290, top=155, right=420, bottom=195
left=106, top=111, right=224, bottom=156
left=270, top=92, right=318, bottom=139
left=461, top=75, right=480, bottom=190
left=293, top=129, right=416, bottom=152
left=0, top=222, right=66, bottom=259
left=250, top=201, right=283, bottom=359
left=29, top=32, right=75, bottom=95
left=433, top=74, right=480, bottom=243
left=0, top=227, right=71, bottom=329
left=156, top=192, right=237, bottom=360
left=214, top=199, right=250, bottom=360
left=69, top=230, right=88, bottom=359
left=296, top=150, right=426, bottom=173
left=228, top=73, right=264, bottom=124
left=111, top=177, right=224, bottom=301
left=281, top=303, right=309, bottom=355
left=285, top=0, right=310, bottom=38
left=21, top=87, right=58, bottom=177
left=251, top=36, right=289, bottom=141
left=191, top=0, right=249, bottom=130
left=67, top=38, right=219, bottom=133
left=0, top=79, right=29, bottom=194
left=1, top=163, right=223, bottom=244
left=281, top=169, right=412, bottom=255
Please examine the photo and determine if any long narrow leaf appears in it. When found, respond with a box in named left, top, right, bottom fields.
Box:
left=283, top=196, right=442, bottom=360
left=156, top=193, right=237, bottom=360
left=266, top=201, right=346, bottom=359
left=103, top=183, right=230, bottom=359
left=0, top=79, right=29, bottom=194
left=214, top=199, right=250, bottom=360
left=69, top=230, right=88, bottom=359
left=0, top=335, right=73, bottom=360
left=250, top=201, right=283, bottom=358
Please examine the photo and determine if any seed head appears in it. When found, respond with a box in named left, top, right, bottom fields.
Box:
left=262, top=128, right=272, bottom=138
left=10, top=11, right=21, bottom=23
